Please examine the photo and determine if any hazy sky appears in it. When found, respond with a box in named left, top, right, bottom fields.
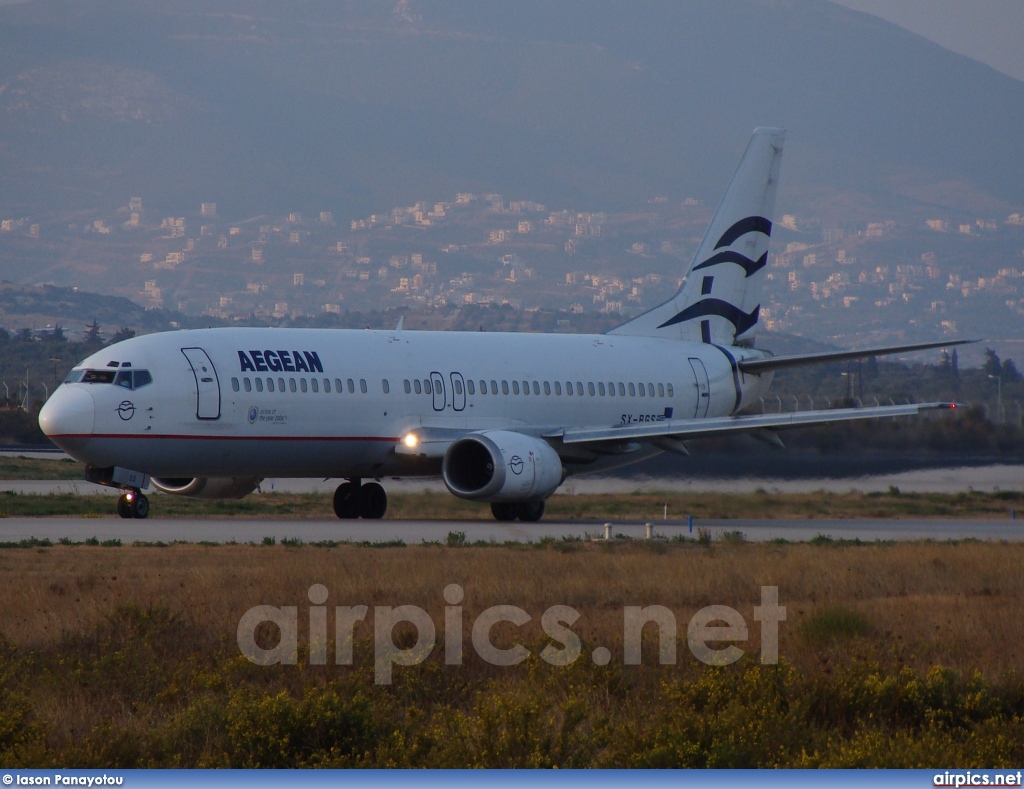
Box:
left=831, top=0, right=1024, bottom=82
left=0, top=0, right=1020, bottom=82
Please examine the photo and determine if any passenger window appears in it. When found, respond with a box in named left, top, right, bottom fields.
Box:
left=607, top=382, right=615, bottom=396
left=628, top=383, right=636, bottom=396
left=404, top=379, right=412, bottom=394
left=290, top=378, right=297, bottom=393
left=658, top=383, right=665, bottom=397
left=244, top=378, right=252, bottom=393
left=543, top=381, right=551, bottom=395
left=414, top=379, right=422, bottom=395
left=554, top=381, right=562, bottom=396
left=334, top=378, right=342, bottom=393
left=382, top=379, right=389, bottom=394
left=267, top=378, right=275, bottom=392
left=639, top=383, right=647, bottom=397
left=454, top=379, right=463, bottom=395
left=324, top=379, right=331, bottom=393
left=255, top=378, right=264, bottom=392
left=311, top=378, right=319, bottom=393
left=479, top=380, right=487, bottom=394
left=501, top=380, right=509, bottom=395
left=360, top=379, right=367, bottom=394
left=347, top=379, right=355, bottom=393
left=424, top=379, right=432, bottom=395
left=576, top=381, right=583, bottom=395
left=134, top=370, right=153, bottom=388
left=512, top=381, right=520, bottom=395
left=491, top=380, right=498, bottom=394
left=532, top=381, right=540, bottom=395
left=565, top=382, right=573, bottom=395
left=588, top=382, right=596, bottom=396
left=647, top=383, right=655, bottom=397
left=231, top=377, right=240, bottom=392
left=467, top=380, right=475, bottom=395
left=598, top=382, right=605, bottom=396
left=618, top=383, right=626, bottom=396
left=667, top=383, right=674, bottom=397
left=300, top=378, right=307, bottom=393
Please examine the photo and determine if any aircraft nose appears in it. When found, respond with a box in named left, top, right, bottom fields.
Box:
left=38, top=386, right=95, bottom=439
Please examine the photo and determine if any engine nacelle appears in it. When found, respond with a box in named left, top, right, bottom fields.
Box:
left=150, top=476, right=262, bottom=499
left=442, top=430, right=563, bottom=502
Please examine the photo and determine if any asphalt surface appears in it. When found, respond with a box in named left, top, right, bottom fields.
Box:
left=4, top=516, right=1023, bottom=544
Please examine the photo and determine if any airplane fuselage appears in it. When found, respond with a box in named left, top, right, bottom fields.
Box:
left=43, top=327, right=774, bottom=480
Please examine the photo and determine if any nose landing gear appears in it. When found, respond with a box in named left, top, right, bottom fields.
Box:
left=117, top=490, right=150, bottom=519
left=333, top=478, right=388, bottom=519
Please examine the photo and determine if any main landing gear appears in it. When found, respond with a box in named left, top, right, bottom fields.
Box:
left=117, top=489, right=150, bottom=519
left=491, top=500, right=545, bottom=522
left=333, top=478, right=387, bottom=519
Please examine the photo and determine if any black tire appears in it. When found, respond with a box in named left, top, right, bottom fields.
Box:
left=491, top=502, right=518, bottom=521
left=333, top=482, right=359, bottom=519
left=117, top=495, right=132, bottom=519
left=358, top=482, right=388, bottom=520
left=133, top=494, right=150, bottom=519
left=516, top=500, right=545, bottom=522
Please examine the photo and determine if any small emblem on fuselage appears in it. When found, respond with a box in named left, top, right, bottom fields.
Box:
left=248, top=406, right=259, bottom=424
left=509, top=455, right=524, bottom=475
left=116, top=401, right=135, bottom=421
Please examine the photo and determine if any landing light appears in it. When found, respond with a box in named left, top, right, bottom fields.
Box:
left=125, top=491, right=135, bottom=502
left=403, top=433, right=419, bottom=449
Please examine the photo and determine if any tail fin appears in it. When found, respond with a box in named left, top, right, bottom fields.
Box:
left=609, top=127, right=784, bottom=346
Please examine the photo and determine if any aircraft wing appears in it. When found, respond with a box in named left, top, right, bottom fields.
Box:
left=738, top=339, right=975, bottom=375
left=546, top=402, right=958, bottom=445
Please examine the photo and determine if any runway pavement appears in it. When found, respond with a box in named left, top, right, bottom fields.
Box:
left=3, top=516, right=1024, bottom=544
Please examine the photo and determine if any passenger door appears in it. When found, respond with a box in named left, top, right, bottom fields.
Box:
left=688, top=357, right=711, bottom=419
left=181, top=347, right=221, bottom=420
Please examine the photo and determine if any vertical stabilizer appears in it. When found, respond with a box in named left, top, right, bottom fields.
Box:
left=609, top=127, right=784, bottom=345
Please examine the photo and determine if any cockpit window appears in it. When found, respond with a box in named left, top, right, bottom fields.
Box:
left=78, top=369, right=153, bottom=389
left=82, top=370, right=117, bottom=384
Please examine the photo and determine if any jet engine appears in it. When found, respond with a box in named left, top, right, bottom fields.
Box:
left=150, top=476, right=262, bottom=499
left=442, top=430, right=563, bottom=502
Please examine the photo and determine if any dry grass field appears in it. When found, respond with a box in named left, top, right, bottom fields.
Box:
left=2, top=540, right=1024, bottom=768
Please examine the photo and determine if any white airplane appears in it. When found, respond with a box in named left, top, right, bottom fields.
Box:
left=39, top=128, right=964, bottom=521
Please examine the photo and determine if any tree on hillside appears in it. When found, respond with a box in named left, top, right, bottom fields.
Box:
left=1002, top=358, right=1020, bottom=383
left=984, top=348, right=1002, bottom=377
left=107, top=327, right=135, bottom=346
left=83, top=319, right=102, bottom=346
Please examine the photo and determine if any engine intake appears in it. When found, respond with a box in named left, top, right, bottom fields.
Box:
left=442, top=430, right=563, bottom=502
left=150, top=476, right=262, bottom=499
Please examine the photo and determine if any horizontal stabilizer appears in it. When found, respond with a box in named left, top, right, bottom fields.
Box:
left=550, top=402, right=959, bottom=445
left=738, top=339, right=976, bottom=375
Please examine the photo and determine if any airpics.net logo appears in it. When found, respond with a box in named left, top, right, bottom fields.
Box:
left=236, top=584, right=786, bottom=684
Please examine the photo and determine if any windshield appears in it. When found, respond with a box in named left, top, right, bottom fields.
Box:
left=74, top=369, right=153, bottom=390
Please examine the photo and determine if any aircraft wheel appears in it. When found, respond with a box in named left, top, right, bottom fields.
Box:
left=133, top=493, right=150, bottom=519
left=333, top=482, right=359, bottom=519
left=117, top=494, right=132, bottom=519
left=491, top=502, right=517, bottom=522
left=358, top=482, right=388, bottom=520
left=516, top=500, right=545, bottom=522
